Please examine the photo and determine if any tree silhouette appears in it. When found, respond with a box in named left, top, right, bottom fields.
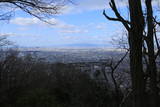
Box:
left=103, top=0, right=160, bottom=107
left=0, top=0, right=68, bottom=22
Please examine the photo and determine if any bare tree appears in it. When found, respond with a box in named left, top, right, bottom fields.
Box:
left=105, top=50, right=129, bottom=107
left=103, top=0, right=160, bottom=107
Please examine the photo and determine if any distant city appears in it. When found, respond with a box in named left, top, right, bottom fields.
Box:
left=19, top=47, right=127, bottom=63
left=19, top=47, right=131, bottom=89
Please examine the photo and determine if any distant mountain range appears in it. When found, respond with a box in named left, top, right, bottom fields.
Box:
left=63, top=43, right=110, bottom=47
left=18, top=43, right=111, bottom=49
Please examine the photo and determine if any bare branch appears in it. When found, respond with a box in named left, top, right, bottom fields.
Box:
left=119, top=90, right=133, bottom=107
left=103, top=10, right=124, bottom=22
left=154, top=28, right=160, bottom=59
left=111, top=50, right=129, bottom=72
left=105, top=50, right=129, bottom=106
left=0, top=0, right=69, bottom=24
left=103, top=0, right=131, bottom=31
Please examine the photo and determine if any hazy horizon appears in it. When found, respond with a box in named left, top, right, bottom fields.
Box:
left=0, top=0, right=122, bottom=48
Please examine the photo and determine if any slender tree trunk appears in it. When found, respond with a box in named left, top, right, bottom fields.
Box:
left=128, top=0, right=145, bottom=107
left=147, top=40, right=158, bottom=107
left=145, top=0, right=158, bottom=106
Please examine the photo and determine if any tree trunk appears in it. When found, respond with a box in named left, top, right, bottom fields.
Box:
left=145, top=0, right=158, bottom=106
left=147, top=40, right=158, bottom=107
left=128, top=0, right=145, bottom=107
left=129, top=32, right=145, bottom=107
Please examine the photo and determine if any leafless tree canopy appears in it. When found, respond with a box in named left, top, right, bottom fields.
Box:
left=103, top=0, right=160, bottom=107
left=0, top=0, right=68, bottom=21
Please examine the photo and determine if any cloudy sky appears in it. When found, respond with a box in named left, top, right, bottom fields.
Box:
left=0, top=0, right=128, bottom=47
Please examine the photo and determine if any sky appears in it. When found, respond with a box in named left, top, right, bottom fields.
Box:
left=0, top=0, right=129, bottom=48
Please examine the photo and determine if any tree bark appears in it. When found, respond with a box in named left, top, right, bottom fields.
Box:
left=145, top=0, right=158, bottom=106
left=128, top=0, right=145, bottom=107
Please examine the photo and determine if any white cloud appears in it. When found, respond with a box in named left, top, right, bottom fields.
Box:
left=10, top=17, right=90, bottom=34
left=60, top=0, right=128, bottom=14
left=0, top=33, right=15, bottom=37
left=60, top=0, right=107, bottom=14
left=17, top=27, right=29, bottom=31
left=96, top=23, right=107, bottom=30
left=10, top=17, right=40, bottom=26
left=10, top=17, right=73, bottom=28
left=78, top=0, right=107, bottom=11
left=10, top=17, right=63, bottom=26
left=0, top=32, right=41, bottom=37
left=60, top=0, right=160, bottom=14
left=59, top=29, right=88, bottom=34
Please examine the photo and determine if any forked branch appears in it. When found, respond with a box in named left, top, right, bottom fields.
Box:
left=103, top=0, right=130, bottom=31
